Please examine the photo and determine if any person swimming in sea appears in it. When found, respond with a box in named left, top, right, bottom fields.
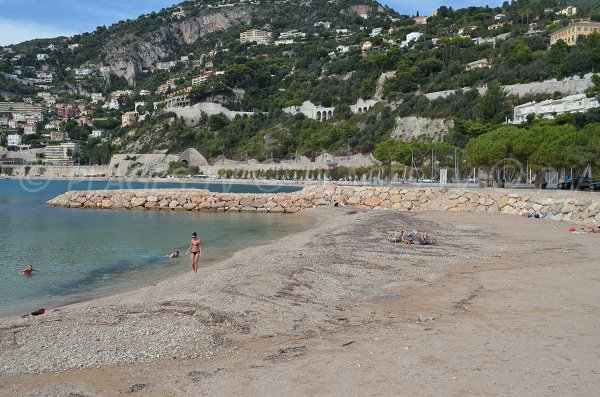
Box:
left=168, top=250, right=180, bottom=258
left=185, top=232, right=202, bottom=273
left=20, top=264, right=38, bottom=276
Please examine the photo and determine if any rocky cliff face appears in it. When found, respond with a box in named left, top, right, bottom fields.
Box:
left=99, top=8, right=252, bottom=85
left=391, top=117, right=454, bottom=142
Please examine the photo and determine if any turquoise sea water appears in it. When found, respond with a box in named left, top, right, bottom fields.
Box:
left=0, top=179, right=308, bottom=317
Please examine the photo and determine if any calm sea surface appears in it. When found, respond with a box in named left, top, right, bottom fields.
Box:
left=0, top=179, right=308, bottom=317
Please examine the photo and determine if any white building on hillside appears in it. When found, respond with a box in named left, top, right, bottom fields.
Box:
left=313, top=21, right=332, bottom=28
left=106, top=99, right=120, bottom=110
left=283, top=101, right=334, bottom=121
left=400, top=32, right=423, bottom=47
left=156, top=61, right=176, bottom=70
left=7, top=134, right=22, bottom=146
left=559, top=6, right=576, bottom=16
left=350, top=98, right=378, bottom=114
left=513, top=94, right=599, bottom=124
left=370, top=28, right=382, bottom=37
left=35, top=72, right=53, bottom=83
left=279, top=30, right=306, bottom=39
left=275, top=39, right=294, bottom=45
left=75, top=68, right=91, bottom=76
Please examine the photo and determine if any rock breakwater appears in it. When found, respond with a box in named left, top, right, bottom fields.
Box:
left=47, top=186, right=600, bottom=225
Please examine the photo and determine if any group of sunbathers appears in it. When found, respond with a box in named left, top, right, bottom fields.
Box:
left=388, top=229, right=436, bottom=245
left=569, top=227, right=600, bottom=233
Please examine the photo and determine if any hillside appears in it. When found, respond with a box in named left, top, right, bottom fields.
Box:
left=1, top=0, right=599, bottom=172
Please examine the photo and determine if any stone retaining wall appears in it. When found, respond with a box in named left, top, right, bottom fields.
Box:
left=47, top=186, right=600, bottom=225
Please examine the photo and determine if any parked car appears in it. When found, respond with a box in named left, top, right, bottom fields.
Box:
left=592, top=181, right=600, bottom=191
left=557, top=177, right=594, bottom=190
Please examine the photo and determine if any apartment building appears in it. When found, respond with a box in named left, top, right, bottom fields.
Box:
left=192, top=70, right=224, bottom=85
left=44, top=142, right=77, bottom=162
left=0, top=102, right=43, bottom=120
left=513, top=93, right=599, bottom=124
left=239, top=29, right=272, bottom=45
left=7, top=134, right=22, bottom=146
left=550, top=21, right=600, bottom=46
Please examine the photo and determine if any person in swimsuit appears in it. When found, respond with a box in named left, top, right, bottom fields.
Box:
left=20, top=264, right=37, bottom=276
left=185, top=232, right=202, bottom=273
left=169, top=250, right=180, bottom=258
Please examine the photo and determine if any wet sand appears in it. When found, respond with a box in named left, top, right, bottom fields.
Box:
left=1, top=208, right=599, bottom=396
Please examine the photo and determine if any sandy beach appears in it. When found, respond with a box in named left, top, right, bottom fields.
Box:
left=1, top=207, right=599, bottom=396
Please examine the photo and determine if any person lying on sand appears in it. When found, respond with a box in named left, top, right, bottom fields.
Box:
left=521, top=211, right=550, bottom=219
left=20, top=264, right=38, bottom=276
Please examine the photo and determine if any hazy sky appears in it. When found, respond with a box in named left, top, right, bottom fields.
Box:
left=0, top=0, right=504, bottom=46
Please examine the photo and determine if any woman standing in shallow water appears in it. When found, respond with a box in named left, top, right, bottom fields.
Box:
left=186, top=232, right=202, bottom=273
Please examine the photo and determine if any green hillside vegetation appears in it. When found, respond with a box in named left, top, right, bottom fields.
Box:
left=1, top=0, right=599, bottom=177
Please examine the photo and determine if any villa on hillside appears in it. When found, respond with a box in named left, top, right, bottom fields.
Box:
left=75, top=68, right=91, bottom=76
left=513, top=94, right=599, bottom=124
left=279, top=30, right=306, bottom=39
left=550, top=21, right=600, bottom=46
left=121, top=112, right=138, bottom=127
left=165, top=95, right=191, bottom=108
left=172, top=7, right=186, bottom=18
left=370, top=28, right=382, bottom=37
left=465, top=58, right=490, bottom=71
left=400, top=32, right=423, bottom=48
left=559, top=6, right=577, bottom=17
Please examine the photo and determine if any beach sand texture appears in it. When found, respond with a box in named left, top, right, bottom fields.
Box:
left=1, top=208, right=599, bottom=396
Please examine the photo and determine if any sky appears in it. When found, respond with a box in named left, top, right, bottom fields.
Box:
left=0, top=0, right=505, bottom=46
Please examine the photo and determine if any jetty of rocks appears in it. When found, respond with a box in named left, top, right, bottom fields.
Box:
left=47, top=185, right=600, bottom=225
